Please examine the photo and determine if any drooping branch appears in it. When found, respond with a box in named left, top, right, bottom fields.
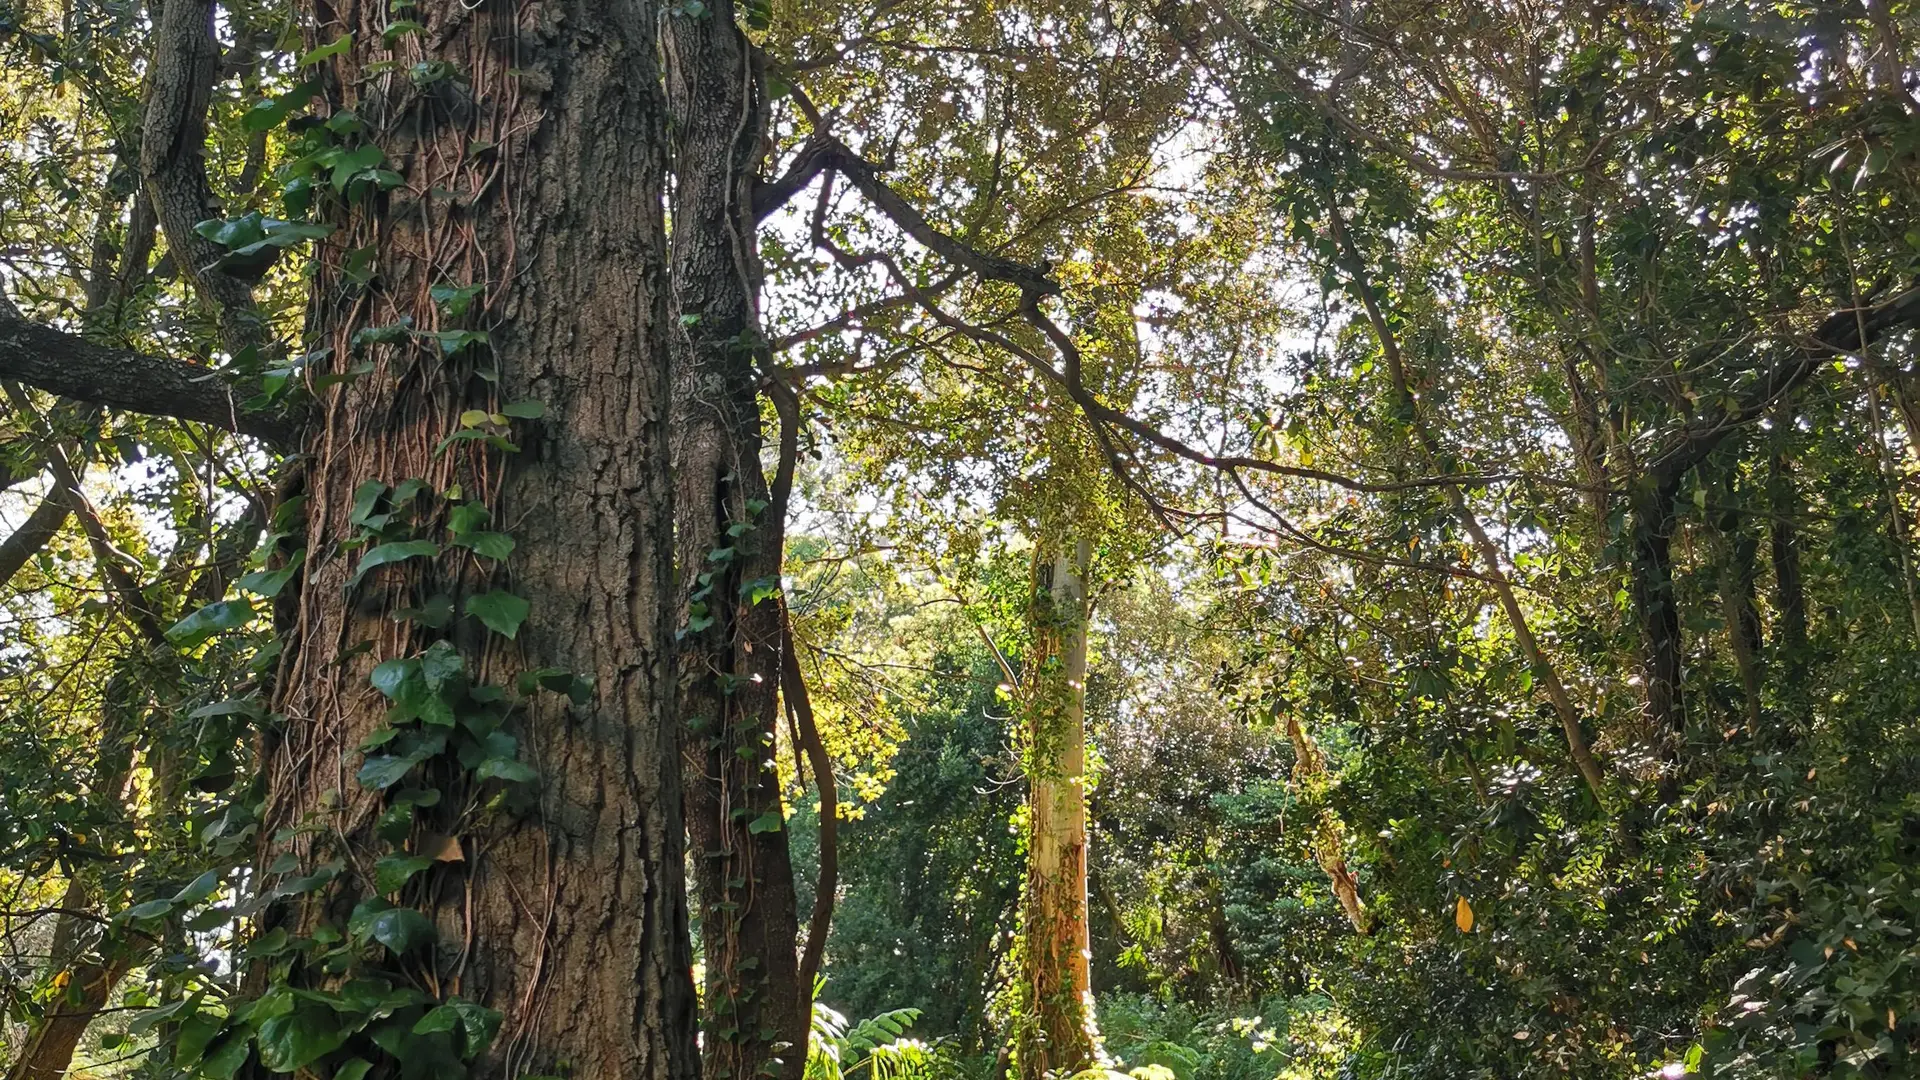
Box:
left=783, top=136, right=1591, bottom=499
left=765, top=367, right=839, bottom=999
left=813, top=140, right=1059, bottom=296
left=783, top=612, right=838, bottom=996
left=0, top=312, right=290, bottom=441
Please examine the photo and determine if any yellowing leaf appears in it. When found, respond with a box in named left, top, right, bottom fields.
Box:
left=1455, top=896, right=1474, bottom=933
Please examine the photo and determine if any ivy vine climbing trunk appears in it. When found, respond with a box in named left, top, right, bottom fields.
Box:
left=1280, top=712, right=1370, bottom=934
left=249, top=3, right=698, bottom=1077
left=1018, top=536, right=1100, bottom=1080
left=663, top=4, right=806, bottom=1080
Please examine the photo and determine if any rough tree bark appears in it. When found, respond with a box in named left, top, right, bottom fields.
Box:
left=252, top=3, right=697, bottom=1077
left=1018, top=536, right=1100, bottom=1080
left=663, top=4, right=806, bottom=1079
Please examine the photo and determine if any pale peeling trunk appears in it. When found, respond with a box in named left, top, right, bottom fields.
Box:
left=254, top=3, right=697, bottom=1077
left=1018, top=538, right=1098, bottom=1080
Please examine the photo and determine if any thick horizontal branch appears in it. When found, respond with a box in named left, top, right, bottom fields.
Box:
left=1651, top=283, right=1920, bottom=484
left=0, top=313, right=292, bottom=443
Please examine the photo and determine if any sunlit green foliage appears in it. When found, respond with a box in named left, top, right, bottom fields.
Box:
left=3, top=0, right=1919, bottom=1077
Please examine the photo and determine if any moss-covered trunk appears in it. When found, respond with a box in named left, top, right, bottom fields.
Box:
left=1018, top=538, right=1098, bottom=1080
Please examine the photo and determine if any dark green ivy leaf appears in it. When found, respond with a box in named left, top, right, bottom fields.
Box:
left=166, top=599, right=257, bottom=648
left=421, top=640, right=464, bottom=689
left=374, top=854, right=436, bottom=895
left=349, top=540, right=440, bottom=588
left=474, top=757, right=538, bottom=785
left=297, top=32, right=352, bottom=66
left=452, top=531, right=515, bottom=560
left=358, top=753, right=421, bottom=790
left=256, top=1006, right=348, bottom=1072
left=370, top=657, right=420, bottom=698
left=236, top=549, right=305, bottom=598
left=243, top=81, right=320, bottom=132
left=198, top=1033, right=253, bottom=1079
left=465, top=590, right=529, bottom=638
left=365, top=906, right=438, bottom=955
left=413, top=997, right=503, bottom=1059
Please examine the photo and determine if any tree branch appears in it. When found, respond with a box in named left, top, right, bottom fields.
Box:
left=0, top=312, right=290, bottom=442
left=1649, top=284, right=1920, bottom=485
left=783, top=611, right=838, bottom=997
left=0, top=488, right=71, bottom=593
left=792, top=137, right=1584, bottom=499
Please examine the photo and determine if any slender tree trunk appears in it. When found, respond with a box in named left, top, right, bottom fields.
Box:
left=1629, top=480, right=1684, bottom=746
left=2, top=880, right=137, bottom=1080
left=1281, top=713, right=1370, bottom=934
left=1769, top=452, right=1809, bottom=682
left=1018, top=537, right=1099, bottom=1080
left=1714, top=486, right=1764, bottom=731
left=253, top=3, right=697, bottom=1076
left=664, top=6, right=805, bottom=1079
left=1201, top=875, right=1245, bottom=995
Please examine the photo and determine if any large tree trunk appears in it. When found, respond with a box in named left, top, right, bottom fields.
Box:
left=663, top=6, right=806, bottom=1080
left=1018, top=537, right=1099, bottom=1080
left=253, top=3, right=697, bottom=1076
